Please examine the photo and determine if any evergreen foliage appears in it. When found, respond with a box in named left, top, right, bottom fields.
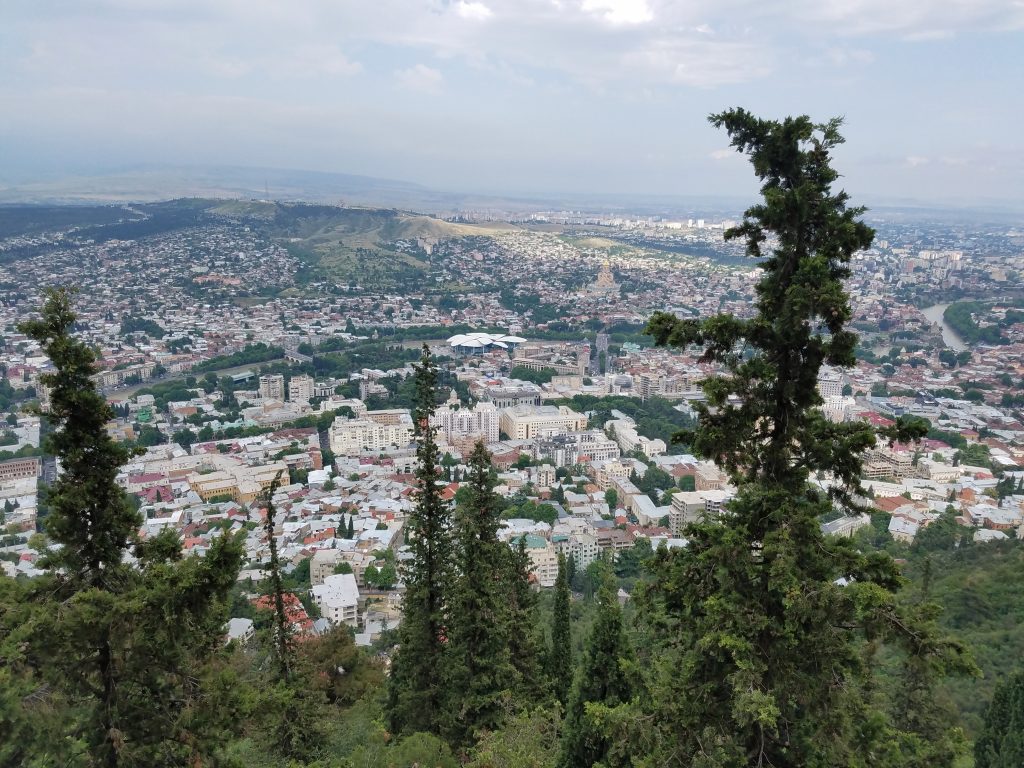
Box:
left=975, top=670, right=1024, bottom=768
left=260, top=474, right=293, bottom=681
left=443, top=441, right=519, bottom=746
left=505, top=535, right=547, bottom=703
left=5, top=288, right=245, bottom=766
left=558, top=563, right=634, bottom=768
left=386, top=344, right=454, bottom=736
left=549, top=551, right=573, bottom=705
left=633, top=110, right=971, bottom=766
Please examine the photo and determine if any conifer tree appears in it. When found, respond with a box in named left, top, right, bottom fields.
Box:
left=634, top=110, right=970, bottom=766
left=975, top=670, right=1024, bottom=768
left=548, top=551, right=573, bottom=705
left=443, top=441, right=518, bottom=745
left=14, top=288, right=244, bottom=766
left=387, top=344, right=453, bottom=735
left=260, top=474, right=293, bottom=680
left=558, top=563, right=633, bottom=768
left=505, top=535, right=547, bottom=703
left=347, top=514, right=355, bottom=540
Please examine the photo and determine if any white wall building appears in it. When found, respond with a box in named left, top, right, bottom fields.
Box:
left=259, top=374, right=285, bottom=401
left=499, top=405, right=587, bottom=440
left=288, top=374, right=315, bottom=403
left=329, top=415, right=414, bottom=456
left=430, top=401, right=500, bottom=444
left=310, top=572, right=360, bottom=627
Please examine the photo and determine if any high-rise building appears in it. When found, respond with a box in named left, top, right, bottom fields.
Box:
left=288, top=374, right=314, bottom=402
left=259, top=373, right=285, bottom=401
left=429, top=401, right=500, bottom=444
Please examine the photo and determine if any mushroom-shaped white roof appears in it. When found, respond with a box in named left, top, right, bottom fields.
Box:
left=447, top=332, right=526, bottom=348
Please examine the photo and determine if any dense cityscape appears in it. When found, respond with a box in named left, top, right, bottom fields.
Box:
left=1, top=187, right=1024, bottom=761
left=3, top=0, right=1024, bottom=764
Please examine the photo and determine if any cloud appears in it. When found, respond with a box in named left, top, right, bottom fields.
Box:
left=791, top=0, right=1024, bottom=38
left=276, top=45, right=362, bottom=77
left=396, top=63, right=443, bottom=92
left=580, top=0, right=653, bottom=25
left=454, top=1, right=493, bottom=21
left=709, top=149, right=735, bottom=160
left=905, top=156, right=930, bottom=167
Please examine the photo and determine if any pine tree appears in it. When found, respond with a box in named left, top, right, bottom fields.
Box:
left=976, top=670, right=1024, bottom=768
left=387, top=344, right=453, bottom=735
left=635, top=110, right=971, bottom=766
left=346, top=514, right=355, bottom=540
left=558, top=563, right=633, bottom=768
left=14, top=288, right=244, bottom=766
left=548, top=551, right=573, bottom=706
left=261, top=474, right=293, bottom=681
left=443, top=441, right=519, bottom=745
left=505, top=535, right=547, bottom=702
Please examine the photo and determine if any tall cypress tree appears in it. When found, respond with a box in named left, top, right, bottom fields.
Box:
left=548, top=551, right=573, bottom=706
left=347, top=514, right=355, bottom=540
left=261, top=474, right=293, bottom=681
left=505, top=535, right=547, bottom=703
left=975, top=670, right=1024, bottom=768
left=634, top=111, right=971, bottom=766
left=443, top=440, right=518, bottom=745
left=15, top=288, right=244, bottom=766
left=387, top=344, right=453, bottom=735
left=558, top=563, right=633, bottom=768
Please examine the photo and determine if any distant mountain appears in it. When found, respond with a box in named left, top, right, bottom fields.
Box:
left=0, top=163, right=754, bottom=216
left=0, top=164, right=468, bottom=211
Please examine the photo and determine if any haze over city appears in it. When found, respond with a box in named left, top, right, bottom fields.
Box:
left=3, top=0, right=1024, bottom=206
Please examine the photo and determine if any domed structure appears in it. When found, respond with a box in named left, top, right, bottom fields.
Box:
left=446, top=332, right=526, bottom=355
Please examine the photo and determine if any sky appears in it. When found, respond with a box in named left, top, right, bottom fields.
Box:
left=2, top=0, right=1023, bottom=207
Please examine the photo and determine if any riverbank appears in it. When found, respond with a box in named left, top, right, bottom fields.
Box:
left=921, top=303, right=967, bottom=352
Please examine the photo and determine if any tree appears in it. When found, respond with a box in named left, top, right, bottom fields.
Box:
left=11, top=288, right=245, bottom=766
left=558, top=563, right=633, bottom=768
left=638, top=110, right=969, bottom=766
left=386, top=344, right=454, bottom=736
left=505, top=535, right=547, bottom=703
left=548, top=552, right=573, bottom=706
left=443, top=441, right=519, bottom=746
left=260, top=474, right=293, bottom=681
left=346, top=514, right=356, bottom=540
left=604, top=488, right=618, bottom=510
left=975, top=669, right=1024, bottom=768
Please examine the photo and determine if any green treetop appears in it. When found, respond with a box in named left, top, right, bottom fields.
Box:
left=633, top=110, right=969, bottom=767
left=443, top=440, right=519, bottom=746
left=504, top=535, right=547, bottom=705
left=387, top=344, right=454, bottom=736
left=975, top=669, right=1024, bottom=768
left=20, top=288, right=139, bottom=584
left=8, top=288, right=245, bottom=767
left=548, top=551, right=573, bottom=706
left=558, top=562, right=633, bottom=768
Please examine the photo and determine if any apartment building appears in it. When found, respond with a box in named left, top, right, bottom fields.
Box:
left=259, top=373, right=285, bottom=401
left=329, top=414, right=414, bottom=455
left=430, top=401, right=500, bottom=444
left=288, top=374, right=314, bottom=402
left=669, top=489, right=732, bottom=536
left=499, top=404, right=587, bottom=440
left=310, top=572, right=360, bottom=627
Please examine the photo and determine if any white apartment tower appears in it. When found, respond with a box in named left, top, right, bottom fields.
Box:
left=259, top=373, right=285, bottom=401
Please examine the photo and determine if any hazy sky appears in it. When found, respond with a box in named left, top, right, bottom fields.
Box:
left=2, top=0, right=1023, bottom=206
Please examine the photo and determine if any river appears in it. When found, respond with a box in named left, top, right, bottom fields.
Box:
left=921, top=303, right=967, bottom=352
